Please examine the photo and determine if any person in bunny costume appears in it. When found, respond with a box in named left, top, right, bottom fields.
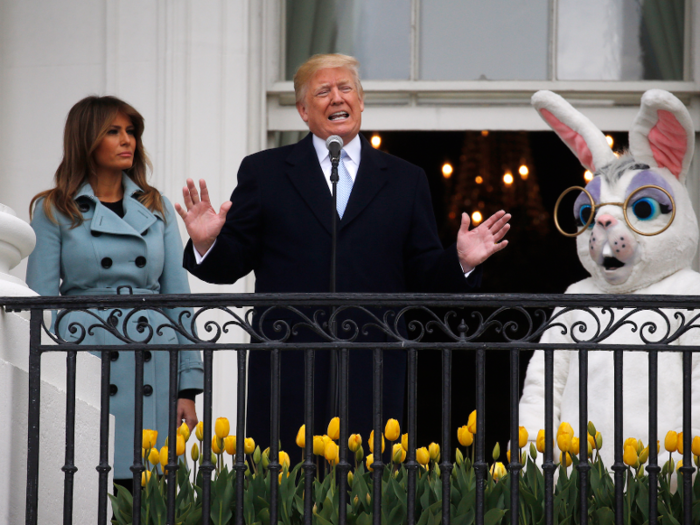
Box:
left=519, top=89, right=700, bottom=468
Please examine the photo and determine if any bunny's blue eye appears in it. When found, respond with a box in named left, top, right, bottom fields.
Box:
left=578, top=204, right=593, bottom=228
left=631, top=197, right=661, bottom=221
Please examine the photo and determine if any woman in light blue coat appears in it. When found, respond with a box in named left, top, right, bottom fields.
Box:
left=26, top=96, right=204, bottom=487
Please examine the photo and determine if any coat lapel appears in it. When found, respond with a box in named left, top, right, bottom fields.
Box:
left=285, top=134, right=334, bottom=235
left=339, top=134, right=388, bottom=229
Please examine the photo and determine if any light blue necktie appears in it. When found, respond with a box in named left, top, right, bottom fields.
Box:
left=336, top=150, right=353, bottom=218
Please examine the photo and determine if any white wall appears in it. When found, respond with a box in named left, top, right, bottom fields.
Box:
left=0, top=0, right=265, bottom=476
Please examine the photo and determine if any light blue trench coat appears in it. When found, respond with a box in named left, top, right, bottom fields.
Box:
left=26, top=173, right=204, bottom=479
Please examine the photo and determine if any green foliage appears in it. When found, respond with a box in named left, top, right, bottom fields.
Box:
left=110, top=450, right=698, bottom=525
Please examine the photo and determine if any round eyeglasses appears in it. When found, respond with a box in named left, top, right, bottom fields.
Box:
left=554, top=184, right=676, bottom=237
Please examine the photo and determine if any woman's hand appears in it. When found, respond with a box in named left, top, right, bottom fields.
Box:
left=174, top=178, right=232, bottom=257
left=177, top=399, right=198, bottom=431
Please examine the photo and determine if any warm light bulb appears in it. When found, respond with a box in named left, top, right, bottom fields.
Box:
left=584, top=170, right=593, bottom=182
left=471, top=211, right=483, bottom=224
left=606, top=135, right=614, bottom=148
left=503, top=172, right=514, bottom=185
left=519, top=165, right=529, bottom=179
left=442, top=163, right=453, bottom=178
left=481, top=130, right=489, bottom=137
left=371, top=134, right=381, bottom=148
left=475, top=176, right=483, bottom=184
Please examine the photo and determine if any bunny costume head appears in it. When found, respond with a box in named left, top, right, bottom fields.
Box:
left=533, top=90, right=698, bottom=293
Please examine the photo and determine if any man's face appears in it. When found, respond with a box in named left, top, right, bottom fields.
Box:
left=296, top=67, right=364, bottom=144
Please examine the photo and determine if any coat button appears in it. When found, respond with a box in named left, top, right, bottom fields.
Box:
left=109, top=384, right=118, bottom=396
left=144, top=351, right=152, bottom=362
left=143, top=385, right=153, bottom=396
left=135, top=256, right=147, bottom=268
left=91, top=230, right=102, bottom=237
left=101, top=257, right=113, bottom=269
left=78, top=202, right=90, bottom=212
left=110, top=351, right=119, bottom=361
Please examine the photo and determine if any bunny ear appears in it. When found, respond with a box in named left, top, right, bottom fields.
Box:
left=629, top=89, right=694, bottom=184
left=532, top=90, right=616, bottom=172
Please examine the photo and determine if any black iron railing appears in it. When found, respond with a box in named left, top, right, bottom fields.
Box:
left=4, top=292, right=700, bottom=525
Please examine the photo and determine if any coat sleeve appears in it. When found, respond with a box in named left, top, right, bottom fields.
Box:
left=160, top=196, right=204, bottom=393
left=403, top=168, right=481, bottom=293
left=183, top=155, right=262, bottom=284
left=26, top=200, right=62, bottom=298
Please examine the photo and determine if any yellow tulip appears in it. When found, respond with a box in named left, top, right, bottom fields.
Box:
left=557, top=422, right=574, bottom=453
left=327, top=417, right=340, bottom=440
left=142, top=429, right=158, bottom=450
left=224, top=435, right=236, bottom=455
left=369, top=430, right=385, bottom=454
left=392, top=443, right=406, bottom=463
left=490, top=461, right=507, bottom=481
left=244, top=437, right=255, bottom=455
left=142, top=470, right=152, bottom=486
left=313, top=436, right=325, bottom=456
left=178, top=422, right=191, bottom=442
left=623, top=445, right=638, bottom=467
left=401, top=433, right=409, bottom=452
left=518, top=426, right=528, bottom=448
left=349, top=434, right=362, bottom=453
left=678, top=432, right=684, bottom=454
left=506, top=450, right=511, bottom=463
left=457, top=426, right=473, bottom=447
left=212, top=436, right=223, bottom=455
left=559, top=451, right=572, bottom=467
left=296, top=425, right=305, bottom=448
left=536, top=429, right=546, bottom=453
left=195, top=421, right=204, bottom=442
left=639, top=445, right=650, bottom=465
left=416, top=447, right=430, bottom=466
left=325, top=441, right=339, bottom=465
left=385, top=419, right=400, bottom=442
left=692, top=436, right=700, bottom=457
left=595, top=431, right=603, bottom=450
left=429, top=443, right=440, bottom=462
left=273, top=450, right=287, bottom=469
left=215, top=418, right=230, bottom=439
left=677, top=459, right=683, bottom=470
left=587, top=434, right=595, bottom=450
left=467, top=410, right=477, bottom=434
left=278, top=471, right=290, bottom=484
left=624, top=437, right=637, bottom=451
left=665, top=430, right=678, bottom=452
left=191, top=442, right=200, bottom=462
left=366, top=453, right=374, bottom=472
left=570, top=437, right=580, bottom=455
left=160, top=446, right=168, bottom=470
left=148, top=447, right=160, bottom=466
left=176, top=434, right=185, bottom=456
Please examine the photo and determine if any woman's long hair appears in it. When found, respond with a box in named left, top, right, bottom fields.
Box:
left=30, top=95, right=163, bottom=226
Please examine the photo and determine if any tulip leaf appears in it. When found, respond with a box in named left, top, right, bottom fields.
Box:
left=483, top=508, right=506, bottom=525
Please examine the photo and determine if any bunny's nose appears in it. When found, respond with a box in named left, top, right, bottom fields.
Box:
left=596, top=213, right=618, bottom=229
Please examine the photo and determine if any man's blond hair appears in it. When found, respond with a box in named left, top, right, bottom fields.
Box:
left=293, top=54, right=363, bottom=103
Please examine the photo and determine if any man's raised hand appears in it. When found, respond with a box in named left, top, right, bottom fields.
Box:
left=174, top=178, right=232, bottom=257
left=456, top=210, right=511, bottom=273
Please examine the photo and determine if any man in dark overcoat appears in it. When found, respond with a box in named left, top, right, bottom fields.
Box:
left=176, top=54, right=511, bottom=456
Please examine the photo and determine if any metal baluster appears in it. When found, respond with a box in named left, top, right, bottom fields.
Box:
left=543, top=349, right=554, bottom=525
left=303, top=349, right=315, bottom=525
left=406, top=348, right=418, bottom=525
left=372, top=348, right=384, bottom=525
left=201, top=349, right=215, bottom=524
left=338, top=347, right=350, bottom=525
left=509, top=348, right=521, bottom=525
left=578, top=348, right=590, bottom=525
left=269, top=348, right=281, bottom=525
left=441, top=348, right=453, bottom=525
left=166, top=349, right=179, bottom=523
left=26, top=309, right=43, bottom=525
left=475, top=348, right=486, bottom=525
left=131, top=350, right=145, bottom=525
left=648, top=349, right=659, bottom=525
left=234, top=349, right=247, bottom=525
left=681, top=351, right=693, bottom=525
left=613, top=350, right=624, bottom=525
left=62, top=350, right=78, bottom=525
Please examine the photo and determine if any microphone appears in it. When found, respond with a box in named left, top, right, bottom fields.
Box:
left=326, top=135, right=343, bottom=161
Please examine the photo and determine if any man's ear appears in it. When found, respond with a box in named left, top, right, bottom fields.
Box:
left=360, top=96, right=364, bottom=113
left=296, top=101, right=310, bottom=123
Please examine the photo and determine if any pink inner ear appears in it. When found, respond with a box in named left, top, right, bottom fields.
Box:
left=540, top=109, right=595, bottom=171
left=648, top=109, right=687, bottom=178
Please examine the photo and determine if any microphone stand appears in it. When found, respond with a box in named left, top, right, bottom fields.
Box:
left=328, top=153, right=340, bottom=426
